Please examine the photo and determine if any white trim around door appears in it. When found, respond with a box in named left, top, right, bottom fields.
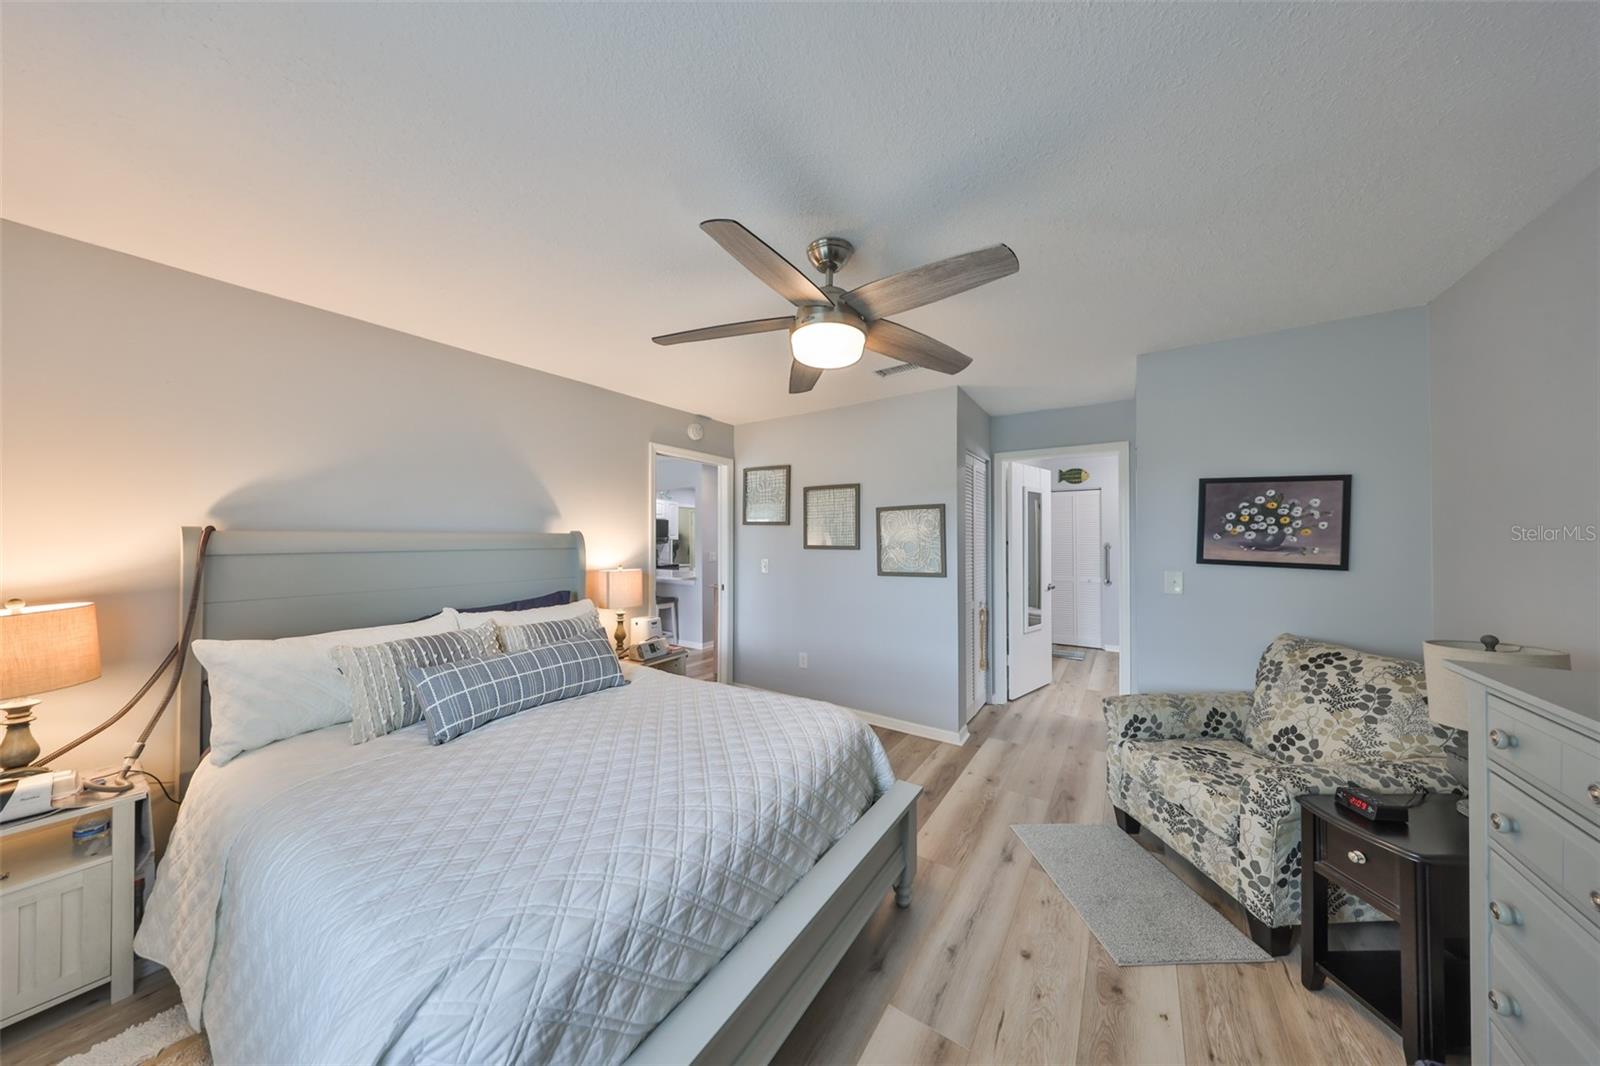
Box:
left=989, top=441, right=1133, bottom=701
left=647, top=443, right=735, bottom=684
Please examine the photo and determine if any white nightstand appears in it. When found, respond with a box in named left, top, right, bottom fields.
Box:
left=0, top=783, right=149, bottom=1026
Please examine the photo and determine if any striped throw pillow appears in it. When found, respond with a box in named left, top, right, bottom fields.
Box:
left=498, top=607, right=604, bottom=652
left=408, top=633, right=626, bottom=745
left=335, top=622, right=500, bottom=744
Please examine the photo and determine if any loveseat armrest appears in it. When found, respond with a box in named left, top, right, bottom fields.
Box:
left=1102, top=691, right=1251, bottom=745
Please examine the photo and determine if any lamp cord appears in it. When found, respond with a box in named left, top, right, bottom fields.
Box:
left=33, top=526, right=217, bottom=788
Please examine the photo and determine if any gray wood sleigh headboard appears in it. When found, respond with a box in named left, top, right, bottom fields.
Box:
left=176, top=527, right=586, bottom=792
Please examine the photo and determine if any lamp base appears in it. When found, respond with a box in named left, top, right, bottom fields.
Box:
left=0, top=697, right=42, bottom=773
left=613, top=612, right=628, bottom=658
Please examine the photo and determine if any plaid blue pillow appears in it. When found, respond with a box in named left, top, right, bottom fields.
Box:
left=408, top=633, right=626, bottom=745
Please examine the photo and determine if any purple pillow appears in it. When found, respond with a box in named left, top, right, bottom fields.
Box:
left=457, top=590, right=573, bottom=614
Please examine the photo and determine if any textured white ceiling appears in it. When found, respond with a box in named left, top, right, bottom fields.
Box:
left=3, top=4, right=1595, bottom=423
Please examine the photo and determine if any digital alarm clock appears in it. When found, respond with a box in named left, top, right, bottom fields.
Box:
left=1334, top=784, right=1414, bottom=824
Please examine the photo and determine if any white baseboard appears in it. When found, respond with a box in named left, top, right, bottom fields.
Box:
left=732, top=683, right=968, bottom=746
left=673, top=639, right=712, bottom=650
left=845, top=707, right=969, bottom=747
left=1102, top=644, right=1120, bottom=653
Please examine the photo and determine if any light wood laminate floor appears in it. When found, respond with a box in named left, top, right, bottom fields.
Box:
left=3, top=650, right=1402, bottom=1065
left=773, top=650, right=1405, bottom=1066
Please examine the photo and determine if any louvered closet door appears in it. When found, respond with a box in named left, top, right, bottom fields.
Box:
left=962, top=456, right=989, bottom=720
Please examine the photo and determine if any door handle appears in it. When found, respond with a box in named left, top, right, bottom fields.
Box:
left=1046, top=583, right=1056, bottom=591
left=1103, top=543, right=1112, bottom=585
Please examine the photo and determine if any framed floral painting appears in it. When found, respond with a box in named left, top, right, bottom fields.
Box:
left=1196, top=475, right=1351, bottom=570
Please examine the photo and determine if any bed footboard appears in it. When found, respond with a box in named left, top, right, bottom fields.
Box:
left=623, top=779, right=921, bottom=1066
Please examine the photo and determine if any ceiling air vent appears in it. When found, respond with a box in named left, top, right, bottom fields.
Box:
left=874, top=363, right=920, bottom=378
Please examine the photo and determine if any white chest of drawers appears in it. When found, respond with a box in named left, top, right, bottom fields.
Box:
left=1454, top=664, right=1599, bottom=1065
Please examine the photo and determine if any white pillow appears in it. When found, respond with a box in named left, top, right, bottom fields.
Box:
left=194, top=610, right=460, bottom=765
left=463, top=597, right=602, bottom=628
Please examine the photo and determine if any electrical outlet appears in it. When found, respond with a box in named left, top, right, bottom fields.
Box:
left=798, top=652, right=808, bottom=669
left=1163, top=570, right=1184, bottom=595
left=761, top=558, right=769, bottom=574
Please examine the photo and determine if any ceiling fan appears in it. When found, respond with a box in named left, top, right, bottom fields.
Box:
left=653, top=219, right=1019, bottom=394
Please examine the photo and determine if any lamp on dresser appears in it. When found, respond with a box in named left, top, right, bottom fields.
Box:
left=590, top=568, right=644, bottom=657
left=1424, top=635, right=1570, bottom=815
left=0, top=599, right=101, bottom=778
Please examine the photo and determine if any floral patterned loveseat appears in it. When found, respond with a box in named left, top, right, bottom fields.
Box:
left=1103, top=633, right=1461, bottom=955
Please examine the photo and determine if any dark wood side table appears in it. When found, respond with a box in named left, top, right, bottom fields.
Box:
left=1300, top=794, right=1471, bottom=1064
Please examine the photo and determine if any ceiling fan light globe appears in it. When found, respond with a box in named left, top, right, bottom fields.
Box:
left=790, top=320, right=865, bottom=370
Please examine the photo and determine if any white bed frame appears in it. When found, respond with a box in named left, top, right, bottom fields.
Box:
left=174, top=527, right=919, bottom=1065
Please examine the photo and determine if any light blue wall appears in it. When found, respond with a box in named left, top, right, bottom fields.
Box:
left=1132, top=309, right=1432, bottom=692
left=733, top=389, right=962, bottom=735
left=991, top=399, right=1135, bottom=454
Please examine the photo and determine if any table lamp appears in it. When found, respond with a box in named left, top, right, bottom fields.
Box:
left=1423, top=634, right=1569, bottom=816
left=590, top=568, right=644, bottom=656
left=0, top=600, right=101, bottom=779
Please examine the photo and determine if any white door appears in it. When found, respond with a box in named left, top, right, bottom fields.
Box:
left=1051, top=490, right=1104, bottom=648
left=962, top=455, right=989, bottom=721
left=1007, top=463, right=1052, bottom=698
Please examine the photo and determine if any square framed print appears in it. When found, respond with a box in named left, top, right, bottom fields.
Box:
left=876, top=504, right=947, bottom=577
left=743, top=465, right=790, bottom=525
left=804, top=484, right=860, bottom=549
left=1197, top=475, right=1351, bottom=570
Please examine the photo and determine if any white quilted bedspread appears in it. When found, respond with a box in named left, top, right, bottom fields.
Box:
left=135, top=666, right=893, bottom=1065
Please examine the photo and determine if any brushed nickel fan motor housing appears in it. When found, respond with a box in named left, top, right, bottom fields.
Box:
left=806, top=237, right=854, bottom=278
left=789, top=301, right=866, bottom=334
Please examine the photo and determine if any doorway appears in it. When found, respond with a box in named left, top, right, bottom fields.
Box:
left=647, top=444, right=734, bottom=682
left=991, top=442, right=1132, bottom=701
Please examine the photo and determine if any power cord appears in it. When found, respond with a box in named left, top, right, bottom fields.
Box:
left=128, top=768, right=178, bottom=805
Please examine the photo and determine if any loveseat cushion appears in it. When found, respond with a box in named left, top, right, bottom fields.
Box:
left=1242, top=633, right=1443, bottom=765
left=1116, top=738, right=1278, bottom=845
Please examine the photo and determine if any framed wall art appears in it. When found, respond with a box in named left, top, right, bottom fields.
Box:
left=804, top=484, right=860, bottom=549
left=1196, top=475, right=1351, bottom=570
left=742, top=465, right=790, bottom=525
left=877, top=504, right=946, bottom=577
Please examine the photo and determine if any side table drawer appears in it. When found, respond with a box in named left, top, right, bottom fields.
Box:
left=1319, top=818, right=1400, bottom=912
left=1, top=862, right=113, bottom=1024
left=1487, top=851, right=1600, bottom=1024
left=1485, top=933, right=1600, bottom=1066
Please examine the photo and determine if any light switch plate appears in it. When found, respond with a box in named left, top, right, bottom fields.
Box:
left=761, top=558, right=770, bottom=574
left=1163, top=570, right=1184, bottom=594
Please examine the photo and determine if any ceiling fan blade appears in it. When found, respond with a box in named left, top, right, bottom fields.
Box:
left=845, top=244, right=1018, bottom=319
left=700, top=219, right=831, bottom=307
left=789, top=359, right=824, bottom=394
left=652, top=316, right=793, bottom=345
left=865, top=319, right=973, bottom=375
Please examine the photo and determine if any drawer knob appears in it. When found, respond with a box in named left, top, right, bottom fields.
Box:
left=1488, top=728, right=1517, bottom=749
left=1487, top=989, right=1520, bottom=1017
left=1488, top=899, right=1521, bottom=925
left=1588, top=783, right=1600, bottom=804
left=1345, top=849, right=1367, bottom=865
left=1489, top=812, right=1518, bottom=833
left=1590, top=890, right=1599, bottom=912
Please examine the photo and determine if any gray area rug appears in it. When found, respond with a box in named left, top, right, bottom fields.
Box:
left=1012, top=823, right=1270, bottom=966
